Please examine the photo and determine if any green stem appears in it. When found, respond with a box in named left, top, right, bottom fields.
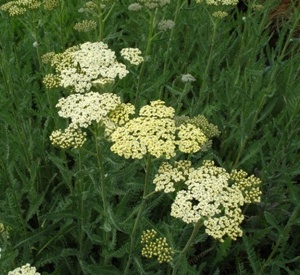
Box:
left=124, top=155, right=152, bottom=274
left=77, top=149, right=85, bottom=262
left=134, top=10, right=156, bottom=106
left=94, top=127, right=110, bottom=264
left=159, top=0, right=185, bottom=99
left=172, top=221, right=203, bottom=275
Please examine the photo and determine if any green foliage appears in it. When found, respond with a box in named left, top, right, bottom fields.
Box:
left=1, top=0, right=300, bottom=274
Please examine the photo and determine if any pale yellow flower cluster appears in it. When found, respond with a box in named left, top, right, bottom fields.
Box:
left=110, top=100, right=208, bottom=159
left=137, top=0, right=170, bottom=9
left=0, top=0, right=58, bottom=16
left=50, top=127, right=87, bottom=149
left=230, top=169, right=262, bottom=203
left=8, top=263, right=40, bottom=275
left=120, top=48, right=144, bottom=65
left=73, top=20, right=97, bottom=32
left=141, top=229, right=173, bottom=263
left=175, top=115, right=220, bottom=139
left=212, top=11, right=229, bottom=18
left=154, top=160, right=261, bottom=242
left=153, top=160, right=194, bottom=193
left=205, top=0, right=238, bottom=5
left=43, top=42, right=132, bottom=93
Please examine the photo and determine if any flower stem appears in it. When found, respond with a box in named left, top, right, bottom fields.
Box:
left=124, top=155, right=152, bottom=274
left=134, top=10, right=156, bottom=106
left=172, top=221, right=203, bottom=275
left=94, top=127, right=110, bottom=264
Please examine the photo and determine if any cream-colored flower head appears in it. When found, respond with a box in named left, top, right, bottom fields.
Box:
left=230, top=169, right=262, bottom=203
left=141, top=229, right=173, bottom=263
left=138, top=0, right=170, bottom=9
left=175, top=115, right=220, bottom=139
left=181, top=74, right=196, bottom=83
left=120, top=48, right=144, bottom=65
left=0, top=0, right=58, bottom=16
left=8, top=263, right=40, bottom=275
left=128, top=3, right=142, bottom=11
left=43, top=42, right=129, bottom=93
left=153, top=160, right=194, bottom=193
left=170, top=160, right=262, bottom=242
left=56, top=92, right=121, bottom=129
left=110, top=100, right=177, bottom=159
left=50, top=126, right=87, bottom=149
left=206, top=0, right=238, bottom=5
left=212, top=11, right=229, bottom=18
left=158, top=20, right=175, bottom=31
left=73, top=20, right=97, bottom=32
left=110, top=100, right=208, bottom=159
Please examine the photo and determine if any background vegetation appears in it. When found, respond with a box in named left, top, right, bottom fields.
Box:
left=0, top=0, right=300, bottom=274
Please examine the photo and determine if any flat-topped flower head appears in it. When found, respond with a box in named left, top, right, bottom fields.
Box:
left=137, top=0, right=171, bottom=9
left=110, top=100, right=208, bottom=159
left=169, top=160, right=262, bottom=242
left=1, top=0, right=58, bottom=16
left=8, top=263, right=40, bottom=275
left=50, top=126, right=87, bottom=149
left=141, top=229, right=173, bottom=263
left=230, top=169, right=262, bottom=203
left=73, top=20, right=97, bottom=32
left=153, top=160, right=194, bottom=193
left=43, top=42, right=132, bottom=93
left=120, top=48, right=144, bottom=65
left=110, top=100, right=177, bottom=159
left=56, top=92, right=121, bottom=129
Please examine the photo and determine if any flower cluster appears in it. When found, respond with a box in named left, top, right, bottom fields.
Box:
left=153, top=160, right=194, bottom=193
left=154, top=160, right=261, bottom=242
left=196, top=0, right=238, bottom=5
left=50, top=93, right=123, bottom=148
left=43, top=42, right=143, bottom=93
left=50, top=126, right=87, bottom=149
left=8, top=263, right=40, bottom=275
left=120, top=48, right=144, bottom=65
left=158, top=20, right=175, bottom=31
left=137, top=0, right=170, bottom=9
left=73, top=20, right=97, bottom=32
left=181, top=74, right=196, bottom=83
left=0, top=0, right=58, bottom=16
left=56, top=92, right=121, bottom=129
left=141, top=229, right=173, bottom=263
left=110, top=100, right=208, bottom=159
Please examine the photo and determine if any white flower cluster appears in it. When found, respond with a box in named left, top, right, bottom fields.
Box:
left=8, top=263, right=40, bottom=275
left=158, top=20, right=175, bottom=31
left=60, top=42, right=129, bottom=93
left=56, top=92, right=121, bottom=129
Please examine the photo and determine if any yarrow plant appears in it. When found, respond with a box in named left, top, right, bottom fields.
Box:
left=154, top=160, right=262, bottom=242
left=0, top=0, right=58, bottom=16
left=110, top=100, right=208, bottom=159
left=42, top=42, right=143, bottom=93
